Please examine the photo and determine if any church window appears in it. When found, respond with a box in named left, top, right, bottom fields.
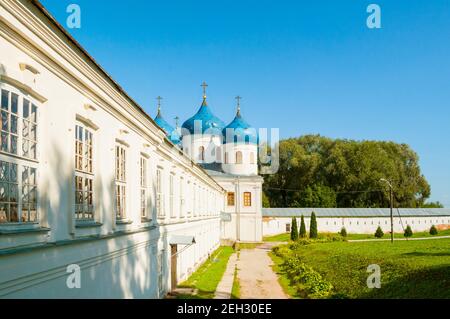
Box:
left=286, top=223, right=291, bottom=232
left=227, top=192, right=235, bottom=206
left=156, top=168, right=164, bottom=218
left=199, top=146, right=205, bottom=161
left=140, top=156, right=149, bottom=220
left=236, top=151, right=243, bottom=164
left=75, top=123, right=94, bottom=220
left=224, top=152, right=228, bottom=164
left=0, top=88, right=39, bottom=224
left=170, top=173, right=175, bottom=218
left=249, top=152, right=255, bottom=164
left=243, top=192, right=251, bottom=207
left=115, top=144, right=127, bottom=220
left=179, top=177, right=184, bottom=218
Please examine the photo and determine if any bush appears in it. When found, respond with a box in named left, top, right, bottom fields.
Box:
left=374, top=226, right=384, bottom=238
left=404, top=225, right=413, bottom=238
left=291, top=217, right=299, bottom=241
left=299, top=215, right=307, bottom=238
left=429, top=225, right=438, bottom=236
left=339, top=227, right=347, bottom=238
left=309, top=212, right=318, bottom=239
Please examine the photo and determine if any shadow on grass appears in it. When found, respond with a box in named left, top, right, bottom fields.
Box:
left=402, top=251, right=450, bottom=257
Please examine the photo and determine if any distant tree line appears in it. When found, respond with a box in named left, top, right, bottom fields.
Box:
left=263, top=135, right=441, bottom=208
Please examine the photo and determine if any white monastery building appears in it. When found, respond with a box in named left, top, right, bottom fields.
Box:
left=0, top=0, right=262, bottom=298
left=1, top=1, right=448, bottom=299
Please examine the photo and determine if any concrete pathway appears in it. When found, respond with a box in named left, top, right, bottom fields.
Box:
left=348, top=235, right=450, bottom=242
left=236, top=243, right=288, bottom=299
left=214, top=253, right=238, bottom=299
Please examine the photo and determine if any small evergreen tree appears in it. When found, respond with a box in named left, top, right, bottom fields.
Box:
left=374, top=226, right=384, bottom=238
left=404, top=225, right=413, bottom=238
left=339, top=227, right=347, bottom=238
left=299, top=215, right=307, bottom=238
left=290, top=217, right=299, bottom=241
left=309, top=212, right=318, bottom=239
left=429, top=225, right=438, bottom=236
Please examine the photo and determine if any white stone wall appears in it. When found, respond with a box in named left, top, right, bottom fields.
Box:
left=221, top=143, right=258, bottom=176
left=263, top=216, right=450, bottom=236
left=0, top=1, right=224, bottom=298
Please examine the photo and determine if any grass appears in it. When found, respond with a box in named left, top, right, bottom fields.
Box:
left=264, top=229, right=450, bottom=242
left=177, top=246, right=234, bottom=299
left=268, top=251, right=297, bottom=299
left=235, top=242, right=260, bottom=250
left=271, top=238, right=450, bottom=298
left=231, top=265, right=240, bottom=299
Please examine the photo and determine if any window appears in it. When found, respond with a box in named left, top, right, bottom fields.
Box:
left=199, top=146, right=205, bottom=161
left=243, top=192, right=251, bottom=207
left=115, top=145, right=127, bottom=220
left=0, top=88, right=39, bottom=224
left=170, top=173, right=175, bottom=218
left=236, top=151, right=243, bottom=164
left=140, top=156, right=149, bottom=220
left=75, top=124, right=94, bottom=220
left=227, top=192, right=235, bottom=206
left=224, top=152, right=228, bottom=164
left=156, top=168, right=164, bottom=218
left=249, top=152, right=255, bottom=164
left=285, top=223, right=291, bottom=232
left=179, top=177, right=184, bottom=217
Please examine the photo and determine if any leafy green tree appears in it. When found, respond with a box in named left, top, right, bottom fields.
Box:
left=299, top=215, right=307, bottom=238
left=262, top=192, right=270, bottom=208
left=429, top=225, right=438, bottom=235
left=421, top=201, right=444, bottom=208
left=290, top=217, right=298, bottom=241
left=309, top=212, right=318, bottom=239
left=339, top=227, right=347, bottom=238
left=404, top=225, right=413, bottom=238
left=263, top=135, right=432, bottom=208
left=375, top=226, right=384, bottom=238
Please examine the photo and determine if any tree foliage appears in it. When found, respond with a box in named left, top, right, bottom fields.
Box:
left=404, top=225, right=413, bottom=238
left=263, top=135, right=431, bottom=208
left=375, top=226, right=384, bottom=238
left=429, top=225, right=438, bottom=235
left=290, top=217, right=299, bottom=241
left=299, top=215, right=307, bottom=238
left=309, top=212, right=318, bottom=239
left=339, top=227, right=347, bottom=238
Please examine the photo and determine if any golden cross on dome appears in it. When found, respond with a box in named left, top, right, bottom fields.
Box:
left=156, top=96, right=163, bottom=112
left=201, top=81, right=208, bottom=98
left=235, top=95, right=242, bottom=114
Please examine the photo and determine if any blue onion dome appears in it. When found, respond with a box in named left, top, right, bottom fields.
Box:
left=153, top=99, right=180, bottom=145
left=181, top=91, right=225, bottom=135
left=222, top=103, right=258, bottom=144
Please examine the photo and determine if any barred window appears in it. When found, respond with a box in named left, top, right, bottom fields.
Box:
left=74, top=124, right=94, bottom=220
left=0, top=88, right=38, bottom=224
left=243, top=192, right=251, bottom=207
left=140, top=156, right=149, bottom=220
left=115, top=145, right=127, bottom=220
left=170, top=173, right=175, bottom=218
left=179, top=177, right=184, bottom=217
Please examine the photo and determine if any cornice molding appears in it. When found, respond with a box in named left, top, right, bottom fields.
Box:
left=0, top=74, right=47, bottom=103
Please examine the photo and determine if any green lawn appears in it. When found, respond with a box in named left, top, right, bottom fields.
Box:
left=264, top=229, right=450, bottom=242
left=177, top=246, right=234, bottom=299
left=271, top=238, right=450, bottom=298
left=231, top=265, right=240, bottom=299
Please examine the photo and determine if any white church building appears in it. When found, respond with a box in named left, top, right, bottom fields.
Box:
left=0, top=0, right=262, bottom=298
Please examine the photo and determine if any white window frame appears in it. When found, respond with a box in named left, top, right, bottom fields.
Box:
left=0, top=85, right=39, bottom=225
left=169, top=173, right=175, bottom=218
left=115, top=144, right=127, bottom=220
left=179, top=176, right=184, bottom=218
left=156, top=167, right=164, bottom=218
left=140, top=156, right=150, bottom=221
left=74, top=122, right=95, bottom=220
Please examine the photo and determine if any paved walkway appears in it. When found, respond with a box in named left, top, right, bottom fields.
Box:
left=348, top=235, right=450, bottom=242
left=214, top=253, right=238, bottom=299
left=236, top=243, right=288, bottom=299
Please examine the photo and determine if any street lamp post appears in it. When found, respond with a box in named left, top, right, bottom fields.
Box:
left=380, top=178, right=394, bottom=243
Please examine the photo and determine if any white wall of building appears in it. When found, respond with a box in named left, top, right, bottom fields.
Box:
left=0, top=1, right=224, bottom=298
left=263, top=216, right=450, bottom=236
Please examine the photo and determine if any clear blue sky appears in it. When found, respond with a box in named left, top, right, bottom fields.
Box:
left=41, top=0, right=450, bottom=206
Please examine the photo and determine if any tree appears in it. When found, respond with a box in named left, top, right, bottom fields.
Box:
left=309, top=212, right=318, bottom=239
left=404, top=225, right=413, bottom=238
left=262, top=192, right=271, bottom=208
left=263, top=135, right=432, bottom=208
left=429, top=225, right=438, bottom=236
left=339, top=227, right=347, bottom=238
left=375, top=226, right=384, bottom=238
left=421, top=201, right=444, bottom=208
left=299, top=215, right=307, bottom=238
left=290, top=217, right=298, bottom=241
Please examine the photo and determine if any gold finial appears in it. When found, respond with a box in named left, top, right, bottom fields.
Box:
left=235, top=95, right=242, bottom=116
left=201, top=81, right=208, bottom=99
left=156, top=96, right=163, bottom=115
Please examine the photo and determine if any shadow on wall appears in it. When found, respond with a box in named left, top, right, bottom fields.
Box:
left=7, top=141, right=163, bottom=298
